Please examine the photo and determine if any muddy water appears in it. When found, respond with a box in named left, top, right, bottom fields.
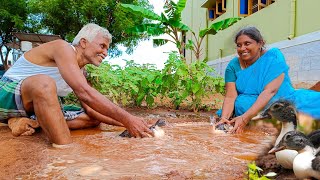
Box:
left=0, top=119, right=275, bottom=180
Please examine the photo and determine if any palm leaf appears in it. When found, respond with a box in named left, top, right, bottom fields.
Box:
left=173, top=0, right=187, bottom=20
left=120, top=3, right=162, bottom=21
left=199, top=17, right=241, bottom=37
left=161, top=13, right=168, bottom=22
left=153, top=39, right=169, bottom=47
left=168, top=20, right=191, bottom=31
left=147, top=26, right=166, bottom=36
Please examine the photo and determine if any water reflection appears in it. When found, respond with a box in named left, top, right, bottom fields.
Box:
left=17, top=122, right=274, bottom=179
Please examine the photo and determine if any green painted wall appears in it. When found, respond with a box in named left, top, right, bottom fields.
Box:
left=182, top=0, right=320, bottom=62
left=296, top=0, right=320, bottom=36
left=182, top=0, right=207, bottom=63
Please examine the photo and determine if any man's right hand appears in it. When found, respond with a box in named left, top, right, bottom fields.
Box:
left=124, top=116, right=153, bottom=138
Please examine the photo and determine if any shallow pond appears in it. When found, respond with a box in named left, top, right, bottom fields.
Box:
left=0, top=109, right=276, bottom=179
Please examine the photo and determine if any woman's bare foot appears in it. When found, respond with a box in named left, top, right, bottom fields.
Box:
left=8, top=117, right=40, bottom=136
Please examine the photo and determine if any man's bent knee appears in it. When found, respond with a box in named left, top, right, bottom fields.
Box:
left=21, top=75, right=58, bottom=112
left=22, top=75, right=57, bottom=95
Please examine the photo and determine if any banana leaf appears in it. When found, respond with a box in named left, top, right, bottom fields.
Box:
left=120, top=3, right=162, bottom=21
left=199, top=17, right=241, bottom=37
left=153, top=39, right=169, bottom=47
left=168, top=20, right=191, bottom=31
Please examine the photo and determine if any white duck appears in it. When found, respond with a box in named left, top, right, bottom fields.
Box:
left=269, top=130, right=320, bottom=179
left=262, top=100, right=299, bottom=169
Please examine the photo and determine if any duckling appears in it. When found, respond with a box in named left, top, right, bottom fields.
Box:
left=119, top=119, right=166, bottom=138
left=209, top=115, right=233, bottom=133
left=269, top=131, right=320, bottom=179
left=262, top=99, right=298, bottom=169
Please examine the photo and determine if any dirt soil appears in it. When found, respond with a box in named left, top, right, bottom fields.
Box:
left=255, top=153, right=297, bottom=180
left=0, top=106, right=290, bottom=179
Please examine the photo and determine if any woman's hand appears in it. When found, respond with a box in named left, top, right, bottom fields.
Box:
left=229, top=116, right=249, bottom=134
left=214, top=117, right=232, bottom=127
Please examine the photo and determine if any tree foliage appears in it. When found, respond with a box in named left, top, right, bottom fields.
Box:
left=0, top=0, right=28, bottom=69
left=27, top=0, right=153, bottom=56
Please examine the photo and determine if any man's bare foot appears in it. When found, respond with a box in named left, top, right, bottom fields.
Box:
left=8, top=117, right=40, bottom=136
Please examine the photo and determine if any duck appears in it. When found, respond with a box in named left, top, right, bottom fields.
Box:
left=119, top=119, right=166, bottom=138
left=209, top=115, right=233, bottom=133
left=269, top=130, right=320, bottom=179
left=261, top=99, right=299, bottom=169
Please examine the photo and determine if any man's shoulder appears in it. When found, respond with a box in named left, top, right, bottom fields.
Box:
left=48, top=39, right=69, bottom=46
left=37, top=40, right=73, bottom=55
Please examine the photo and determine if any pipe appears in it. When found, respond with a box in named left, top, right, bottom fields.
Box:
left=288, top=0, right=296, bottom=40
left=190, top=1, right=194, bottom=63
left=205, top=8, right=209, bottom=61
left=219, top=48, right=223, bottom=59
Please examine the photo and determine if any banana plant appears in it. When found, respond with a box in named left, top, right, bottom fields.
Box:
left=187, top=17, right=241, bottom=60
left=120, top=0, right=190, bottom=57
left=120, top=0, right=241, bottom=61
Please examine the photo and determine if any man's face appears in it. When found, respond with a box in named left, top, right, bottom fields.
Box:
left=85, top=33, right=110, bottom=66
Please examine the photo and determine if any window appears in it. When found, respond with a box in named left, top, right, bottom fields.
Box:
left=202, top=0, right=226, bottom=21
left=239, top=0, right=274, bottom=17
left=208, top=8, right=218, bottom=20
left=239, top=0, right=249, bottom=16
left=216, top=0, right=224, bottom=15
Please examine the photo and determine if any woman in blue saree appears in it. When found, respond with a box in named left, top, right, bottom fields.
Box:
left=216, top=26, right=320, bottom=133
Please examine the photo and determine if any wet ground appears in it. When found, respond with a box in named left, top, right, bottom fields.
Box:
left=0, top=108, right=288, bottom=179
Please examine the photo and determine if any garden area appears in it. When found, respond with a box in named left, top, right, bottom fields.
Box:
left=0, top=52, right=303, bottom=179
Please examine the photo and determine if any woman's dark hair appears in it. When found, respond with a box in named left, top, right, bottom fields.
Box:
left=234, top=26, right=266, bottom=49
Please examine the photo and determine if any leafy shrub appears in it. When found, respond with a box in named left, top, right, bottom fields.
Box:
left=67, top=52, right=225, bottom=112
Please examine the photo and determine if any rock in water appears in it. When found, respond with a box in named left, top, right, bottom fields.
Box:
left=119, top=119, right=166, bottom=138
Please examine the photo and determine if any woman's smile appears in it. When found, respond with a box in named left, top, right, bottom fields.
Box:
left=236, top=34, right=262, bottom=64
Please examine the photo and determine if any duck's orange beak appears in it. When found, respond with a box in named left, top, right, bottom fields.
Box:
left=268, top=145, right=286, bottom=154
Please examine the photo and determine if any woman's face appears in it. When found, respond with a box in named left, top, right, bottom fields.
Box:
left=236, top=34, right=262, bottom=63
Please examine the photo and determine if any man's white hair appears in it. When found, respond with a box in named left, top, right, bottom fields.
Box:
left=72, top=23, right=112, bottom=45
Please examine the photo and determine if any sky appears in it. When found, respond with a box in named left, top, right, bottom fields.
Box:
left=106, top=0, right=177, bottom=69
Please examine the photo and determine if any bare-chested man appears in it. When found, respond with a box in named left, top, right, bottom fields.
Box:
left=0, top=23, right=153, bottom=145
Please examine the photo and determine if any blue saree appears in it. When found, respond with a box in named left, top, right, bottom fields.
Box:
left=218, top=48, right=320, bottom=119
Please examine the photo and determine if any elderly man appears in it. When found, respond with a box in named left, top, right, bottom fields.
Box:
left=0, top=23, right=153, bottom=145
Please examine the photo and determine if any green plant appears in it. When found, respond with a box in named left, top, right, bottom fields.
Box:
left=246, top=162, right=276, bottom=180
left=120, top=0, right=189, bottom=57
left=86, top=60, right=163, bottom=108
left=161, top=52, right=224, bottom=111
left=83, top=53, right=224, bottom=111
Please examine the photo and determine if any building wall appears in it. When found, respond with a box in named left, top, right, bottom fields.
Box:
left=182, top=0, right=208, bottom=63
